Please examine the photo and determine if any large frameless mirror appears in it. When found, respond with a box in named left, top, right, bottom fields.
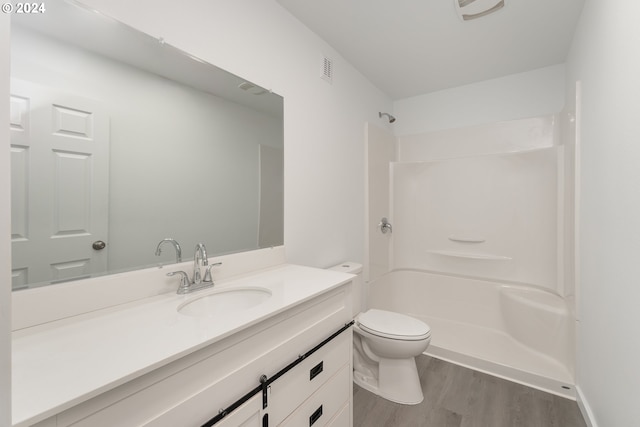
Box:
left=10, top=1, right=284, bottom=290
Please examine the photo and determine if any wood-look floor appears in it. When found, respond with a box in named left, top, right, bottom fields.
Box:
left=353, top=355, right=588, bottom=427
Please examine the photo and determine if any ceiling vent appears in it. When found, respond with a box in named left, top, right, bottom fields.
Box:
left=321, top=55, right=333, bottom=84
left=238, top=81, right=269, bottom=95
left=454, top=0, right=505, bottom=21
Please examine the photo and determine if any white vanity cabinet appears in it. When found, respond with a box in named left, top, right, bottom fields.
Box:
left=268, top=330, right=352, bottom=427
left=19, top=273, right=353, bottom=427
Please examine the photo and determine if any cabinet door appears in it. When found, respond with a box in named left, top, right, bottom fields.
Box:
left=269, top=331, right=351, bottom=425
left=213, top=394, right=263, bottom=427
left=278, top=364, right=350, bottom=427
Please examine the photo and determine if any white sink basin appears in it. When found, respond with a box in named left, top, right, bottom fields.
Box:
left=177, top=287, right=272, bottom=317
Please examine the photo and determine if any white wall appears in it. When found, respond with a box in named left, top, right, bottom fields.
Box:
left=566, top=1, right=640, bottom=425
left=393, top=64, right=566, bottom=136
left=0, top=13, right=11, bottom=427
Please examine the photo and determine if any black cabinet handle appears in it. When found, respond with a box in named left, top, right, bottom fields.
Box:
left=309, top=405, right=323, bottom=426
left=310, top=361, right=324, bottom=381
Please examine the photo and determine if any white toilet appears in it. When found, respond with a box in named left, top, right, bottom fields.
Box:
left=329, top=262, right=431, bottom=405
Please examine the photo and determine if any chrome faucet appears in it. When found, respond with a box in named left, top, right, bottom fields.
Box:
left=155, top=238, right=182, bottom=263
left=166, top=242, right=222, bottom=294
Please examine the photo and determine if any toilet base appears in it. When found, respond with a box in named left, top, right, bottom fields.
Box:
left=354, top=356, right=424, bottom=405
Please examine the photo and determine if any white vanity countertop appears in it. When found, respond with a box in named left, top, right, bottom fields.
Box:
left=12, top=264, right=353, bottom=427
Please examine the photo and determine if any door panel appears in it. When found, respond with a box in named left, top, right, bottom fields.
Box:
left=10, top=79, right=110, bottom=289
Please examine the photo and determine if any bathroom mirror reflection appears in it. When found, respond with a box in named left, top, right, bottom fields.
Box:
left=9, top=1, right=284, bottom=290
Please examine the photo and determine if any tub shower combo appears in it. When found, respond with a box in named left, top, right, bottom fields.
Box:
left=366, top=115, right=576, bottom=398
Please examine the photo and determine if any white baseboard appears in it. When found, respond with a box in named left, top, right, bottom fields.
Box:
left=576, top=386, right=598, bottom=427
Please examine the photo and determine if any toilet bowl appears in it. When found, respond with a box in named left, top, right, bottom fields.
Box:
left=328, top=263, right=431, bottom=405
left=354, top=309, right=431, bottom=404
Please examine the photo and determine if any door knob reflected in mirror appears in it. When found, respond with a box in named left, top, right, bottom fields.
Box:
left=379, top=217, right=392, bottom=234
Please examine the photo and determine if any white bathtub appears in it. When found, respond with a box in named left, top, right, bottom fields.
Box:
left=367, top=269, right=576, bottom=398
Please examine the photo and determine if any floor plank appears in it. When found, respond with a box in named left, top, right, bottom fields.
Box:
left=353, top=355, right=587, bottom=427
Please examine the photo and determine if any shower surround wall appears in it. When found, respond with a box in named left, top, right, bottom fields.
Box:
left=393, top=141, right=562, bottom=294
left=366, top=115, right=576, bottom=397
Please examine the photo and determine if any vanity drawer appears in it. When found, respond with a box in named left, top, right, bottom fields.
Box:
left=278, top=363, right=350, bottom=427
left=268, top=329, right=351, bottom=425
left=326, top=402, right=350, bottom=427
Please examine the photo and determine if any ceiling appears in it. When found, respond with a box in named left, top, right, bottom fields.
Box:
left=275, top=0, right=585, bottom=100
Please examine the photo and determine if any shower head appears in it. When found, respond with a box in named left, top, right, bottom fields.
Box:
left=379, top=112, right=396, bottom=123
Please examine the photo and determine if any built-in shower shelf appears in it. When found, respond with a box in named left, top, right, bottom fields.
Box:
left=428, top=250, right=512, bottom=260
left=448, top=236, right=486, bottom=243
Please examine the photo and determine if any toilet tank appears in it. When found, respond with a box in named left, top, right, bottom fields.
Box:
left=328, top=262, right=363, bottom=318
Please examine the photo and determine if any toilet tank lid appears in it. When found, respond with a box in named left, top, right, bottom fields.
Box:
left=327, top=262, right=362, bottom=275
left=358, top=309, right=431, bottom=339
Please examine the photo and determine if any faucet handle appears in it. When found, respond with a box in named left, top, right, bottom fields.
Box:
left=203, top=262, right=223, bottom=283
left=167, top=270, right=191, bottom=294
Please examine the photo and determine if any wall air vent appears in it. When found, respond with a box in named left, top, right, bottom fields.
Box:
left=321, top=55, right=333, bottom=84
left=454, top=0, right=505, bottom=21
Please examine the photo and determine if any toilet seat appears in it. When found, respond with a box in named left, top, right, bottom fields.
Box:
left=357, top=309, right=431, bottom=341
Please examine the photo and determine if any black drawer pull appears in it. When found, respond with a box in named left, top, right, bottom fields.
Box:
left=309, top=405, right=323, bottom=426
left=310, top=361, right=324, bottom=381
